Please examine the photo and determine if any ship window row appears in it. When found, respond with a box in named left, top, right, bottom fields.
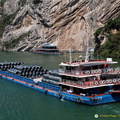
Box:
left=65, top=65, right=110, bottom=71
left=62, top=76, right=95, bottom=81
left=61, top=85, right=120, bottom=96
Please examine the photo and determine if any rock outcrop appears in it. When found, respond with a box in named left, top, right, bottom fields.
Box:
left=0, top=0, right=120, bottom=51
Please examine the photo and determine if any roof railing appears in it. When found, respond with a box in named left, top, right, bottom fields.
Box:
left=62, top=67, right=120, bottom=75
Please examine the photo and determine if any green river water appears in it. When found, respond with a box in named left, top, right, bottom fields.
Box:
left=0, top=51, right=120, bottom=120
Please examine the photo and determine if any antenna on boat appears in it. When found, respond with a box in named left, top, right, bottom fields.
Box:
left=79, top=55, right=83, bottom=62
left=69, top=50, right=72, bottom=64
left=85, top=22, right=92, bottom=62
left=97, top=50, right=98, bottom=60
left=85, top=38, right=89, bottom=62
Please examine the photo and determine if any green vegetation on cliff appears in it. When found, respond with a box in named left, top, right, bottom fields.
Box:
left=19, top=0, right=26, bottom=6
left=0, top=0, right=6, bottom=6
left=3, top=32, right=30, bottom=51
left=0, top=14, right=15, bottom=37
left=94, top=15, right=120, bottom=58
left=33, top=0, right=42, bottom=4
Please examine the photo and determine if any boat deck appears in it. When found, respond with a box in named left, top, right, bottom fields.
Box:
left=60, top=69, right=120, bottom=78
left=60, top=79, right=120, bottom=89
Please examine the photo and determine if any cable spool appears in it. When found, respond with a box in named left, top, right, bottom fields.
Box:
left=22, top=73, right=25, bottom=76
left=26, top=74, right=29, bottom=77
left=29, top=74, right=32, bottom=77
left=109, top=79, right=113, bottom=84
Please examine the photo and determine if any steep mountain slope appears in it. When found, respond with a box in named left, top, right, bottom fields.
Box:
left=94, top=15, right=120, bottom=58
left=0, top=0, right=120, bottom=51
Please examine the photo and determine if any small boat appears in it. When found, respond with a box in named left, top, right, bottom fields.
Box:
left=32, top=43, right=63, bottom=55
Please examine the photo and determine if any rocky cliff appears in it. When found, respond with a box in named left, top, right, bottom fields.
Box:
left=0, top=0, right=120, bottom=51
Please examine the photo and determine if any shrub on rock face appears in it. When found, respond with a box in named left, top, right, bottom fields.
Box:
left=0, top=14, right=16, bottom=37
left=3, top=32, right=31, bottom=51
left=33, top=0, right=42, bottom=4
left=0, top=0, right=6, bottom=6
left=19, top=0, right=26, bottom=6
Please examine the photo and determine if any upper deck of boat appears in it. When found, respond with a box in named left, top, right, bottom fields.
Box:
left=59, top=59, right=118, bottom=67
left=59, top=79, right=120, bottom=89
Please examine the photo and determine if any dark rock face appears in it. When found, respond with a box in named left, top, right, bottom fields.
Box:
left=0, top=0, right=120, bottom=51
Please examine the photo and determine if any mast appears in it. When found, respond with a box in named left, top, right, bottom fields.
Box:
left=85, top=21, right=91, bottom=62
left=85, top=38, right=89, bottom=62
left=69, top=50, right=72, bottom=64
left=85, top=33, right=90, bottom=62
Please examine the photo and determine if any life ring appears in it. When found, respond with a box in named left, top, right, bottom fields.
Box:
left=102, top=80, right=105, bottom=84
left=115, top=68, right=119, bottom=72
left=92, top=70, right=95, bottom=74
left=99, top=80, right=103, bottom=85
left=105, top=80, right=109, bottom=84
left=109, top=68, right=113, bottom=72
left=58, top=93, right=62, bottom=99
left=95, top=70, right=99, bottom=74
left=113, top=79, right=117, bottom=83
left=104, top=69, right=109, bottom=73
left=85, top=71, right=90, bottom=75
left=118, top=79, right=120, bottom=83
left=77, top=98, right=81, bottom=103
left=97, top=69, right=102, bottom=74
left=90, top=82, right=93, bottom=86
left=94, top=81, right=99, bottom=86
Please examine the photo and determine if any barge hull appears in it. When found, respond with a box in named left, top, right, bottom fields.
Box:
left=0, top=70, right=120, bottom=106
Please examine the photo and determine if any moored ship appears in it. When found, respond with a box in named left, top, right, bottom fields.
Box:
left=32, top=43, right=63, bottom=55
left=0, top=53, right=120, bottom=105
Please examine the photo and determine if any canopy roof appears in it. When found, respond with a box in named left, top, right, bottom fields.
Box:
left=42, top=43, right=57, bottom=48
left=59, top=61, right=118, bottom=67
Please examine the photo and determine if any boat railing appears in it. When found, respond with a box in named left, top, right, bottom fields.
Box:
left=62, top=67, right=120, bottom=75
left=83, top=67, right=120, bottom=75
left=62, top=78, right=120, bottom=87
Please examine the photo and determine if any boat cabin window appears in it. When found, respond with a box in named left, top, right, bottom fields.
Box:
left=66, top=66, right=77, bottom=70
left=62, top=75, right=81, bottom=81
left=61, top=85, right=113, bottom=96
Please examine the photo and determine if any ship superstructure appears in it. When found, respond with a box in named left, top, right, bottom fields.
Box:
left=32, top=43, right=63, bottom=55
left=0, top=57, right=120, bottom=105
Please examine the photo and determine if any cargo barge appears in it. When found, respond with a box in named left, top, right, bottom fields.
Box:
left=0, top=54, right=120, bottom=106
